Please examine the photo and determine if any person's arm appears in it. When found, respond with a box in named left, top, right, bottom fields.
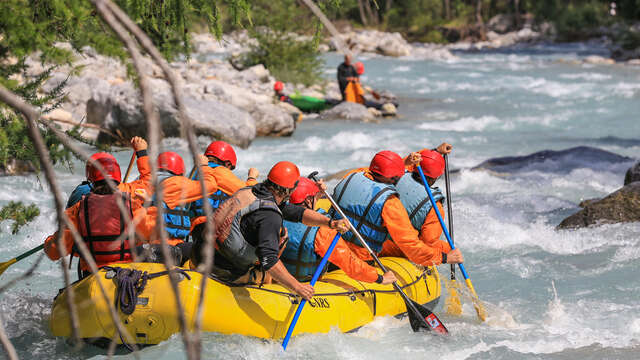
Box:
left=44, top=205, right=80, bottom=260
left=315, top=228, right=379, bottom=283
left=381, top=196, right=445, bottom=266
left=212, top=167, right=254, bottom=195
left=267, top=261, right=314, bottom=300
left=419, top=202, right=452, bottom=253
left=164, top=165, right=218, bottom=208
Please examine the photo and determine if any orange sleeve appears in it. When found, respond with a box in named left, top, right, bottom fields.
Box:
left=420, top=201, right=451, bottom=253
left=381, top=196, right=443, bottom=266
left=212, top=167, right=253, bottom=195
left=163, top=166, right=218, bottom=209
left=314, top=227, right=379, bottom=283
left=44, top=204, right=80, bottom=261
left=118, top=155, right=152, bottom=209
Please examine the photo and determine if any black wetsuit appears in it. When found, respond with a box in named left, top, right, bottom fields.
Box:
left=337, top=62, right=358, bottom=100
left=192, top=183, right=305, bottom=279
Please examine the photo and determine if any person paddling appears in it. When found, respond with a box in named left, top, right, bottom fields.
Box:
left=145, top=152, right=218, bottom=265
left=281, top=177, right=397, bottom=284
left=332, top=150, right=464, bottom=268
left=44, top=151, right=152, bottom=279
left=65, top=137, right=151, bottom=209
left=190, top=161, right=348, bottom=301
left=189, top=140, right=259, bottom=219
left=380, top=149, right=461, bottom=262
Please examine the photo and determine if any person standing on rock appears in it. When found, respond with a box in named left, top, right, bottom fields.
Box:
left=190, top=161, right=348, bottom=301
left=280, top=176, right=397, bottom=285
left=332, top=150, right=464, bottom=269
left=337, top=54, right=359, bottom=101
left=188, top=140, right=259, bottom=220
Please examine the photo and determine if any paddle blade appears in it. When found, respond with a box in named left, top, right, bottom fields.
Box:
left=444, top=279, right=463, bottom=316
left=407, top=300, right=448, bottom=335
left=466, top=279, right=487, bottom=322
left=0, top=258, right=17, bottom=276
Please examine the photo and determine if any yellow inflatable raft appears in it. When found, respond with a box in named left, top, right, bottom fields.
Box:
left=50, top=257, right=440, bottom=345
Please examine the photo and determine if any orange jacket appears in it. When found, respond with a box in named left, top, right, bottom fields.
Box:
left=209, top=166, right=257, bottom=195
left=121, top=154, right=153, bottom=209
left=44, top=195, right=152, bottom=271
left=380, top=201, right=451, bottom=258
left=343, top=171, right=447, bottom=266
left=146, top=166, right=218, bottom=245
left=345, top=81, right=365, bottom=104
left=314, top=227, right=379, bottom=283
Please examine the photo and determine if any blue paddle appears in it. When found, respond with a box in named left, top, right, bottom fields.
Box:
left=282, top=232, right=342, bottom=350
left=416, top=165, right=487, bottom=321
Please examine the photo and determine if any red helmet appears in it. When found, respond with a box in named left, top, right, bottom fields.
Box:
left=157, top=151, right=185, bottom=176
left=370, top=150, right=405, bottom=179
left=355, top=61, right=364, bottom=75
left=416, top=149, right=445, bottom=179
left=86, top=152, right=121, bottom=183
left=289, top=177, right=320, bottom=204
left=268, top=161, right=300, bottom=189
left=204, top=140, right=237, bottom=169
left=274, top=81, right=284, bottom=92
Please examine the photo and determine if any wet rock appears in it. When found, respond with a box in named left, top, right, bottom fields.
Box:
left=472, top=146, right=632, bottom=174
left=320, top=102, right=374, bottom=122
left=557, top=182, right=640, bottom=229
left=625, top=161, right=640, bottom=185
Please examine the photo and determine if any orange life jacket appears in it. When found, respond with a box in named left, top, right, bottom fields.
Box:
left=344, top=81, right=365, bottom=104
left=77, top=193, right=133, bottom=269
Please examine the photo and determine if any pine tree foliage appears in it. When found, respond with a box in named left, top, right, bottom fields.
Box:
left=0, top=201, right=40, bottom=234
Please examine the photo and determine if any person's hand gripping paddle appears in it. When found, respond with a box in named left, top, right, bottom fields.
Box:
left=306, top=171, right=448, bottom=334
left=416, top=165, right=487, bottom=322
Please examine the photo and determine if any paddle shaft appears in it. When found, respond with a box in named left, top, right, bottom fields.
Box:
left=313, top=177, right=436, bottom=331
left=282, top=232, right=342, bottom=350
left=443, top=155, right=456, bottom=281
left=15, top=244, right=44, bottom=262
left=417, top=166, right=471, bottom=280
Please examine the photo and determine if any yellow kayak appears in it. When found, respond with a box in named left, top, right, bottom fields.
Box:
left=50, top=258, right=440, bottom=345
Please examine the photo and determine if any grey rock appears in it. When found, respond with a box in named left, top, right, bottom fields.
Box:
left=320, top=102, right=374, bottom=122
left=625, top=161, right=640, bottom=185
left=472, top=146, right=632, bottom=174
left=250, top=103, right=296, bottom=137
left=487, top=14, right=516, bottom=34
left=557, top=182, right=640, bottom=229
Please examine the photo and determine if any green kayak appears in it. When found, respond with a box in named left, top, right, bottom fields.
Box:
left=289, top=94, right=331, bottom=112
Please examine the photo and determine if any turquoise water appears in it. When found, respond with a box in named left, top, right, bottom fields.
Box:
left=1, top=44, right=640, bottom=359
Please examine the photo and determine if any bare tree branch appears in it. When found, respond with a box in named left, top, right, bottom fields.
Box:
left=0, top=315, right=18, bottom=360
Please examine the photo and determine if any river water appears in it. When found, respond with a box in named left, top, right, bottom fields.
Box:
left=1, top=43, right=640, bottom=359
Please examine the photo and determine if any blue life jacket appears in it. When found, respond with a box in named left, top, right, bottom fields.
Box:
left=67, top=182, right=92, bottom=209
left=189, top=162, right=231, bottom=218
left=395, top=173, right=445, bottom=231
left=281, top=209, right=325, bottom=281
left=331, top=172, right=397, bottom=253
left=152, top=171, right=191, bottom=240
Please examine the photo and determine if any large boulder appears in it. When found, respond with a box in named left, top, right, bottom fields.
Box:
left=625, top=161, right=640, bottom=185
left=250, top=103, right=296, bottom=137
left=87, top=78, right=256, bottom=147
left=557, top=182, right=640, bottom=229
left=320, top=102, right=375, bottom=122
